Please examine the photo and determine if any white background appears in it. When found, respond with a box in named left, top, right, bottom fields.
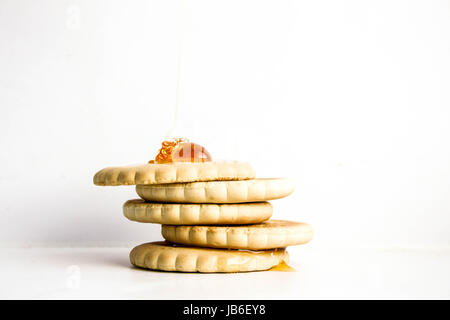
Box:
left=1, top=0, right=450, bottom=250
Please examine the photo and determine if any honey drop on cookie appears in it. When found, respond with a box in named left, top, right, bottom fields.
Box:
left=149, top=138, right=212, bottom=164
left=172, top=142, right=212, bottom=163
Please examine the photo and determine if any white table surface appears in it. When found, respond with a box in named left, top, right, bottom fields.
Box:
left=1, top=246, right=449, bottom=299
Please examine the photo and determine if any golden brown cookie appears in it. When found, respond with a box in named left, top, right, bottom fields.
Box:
left=129, top=241, right=288, bottom=273
left=161, top=220, right=313, bottom=250
left=123, top=199, right=272, bottom=225
left=93, top=161, right=255, bottom=186
left=136, top=178, right=295, bottom=203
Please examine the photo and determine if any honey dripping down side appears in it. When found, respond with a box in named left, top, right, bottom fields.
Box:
left=149, top=138, right=212, bottom=164
left=269, top=260, right=296, bottom=272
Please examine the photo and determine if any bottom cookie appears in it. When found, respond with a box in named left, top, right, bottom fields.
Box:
left=130, top=241, right=288, bottom=273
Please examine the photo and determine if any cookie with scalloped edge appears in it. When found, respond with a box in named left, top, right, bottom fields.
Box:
left=161, top=220, right=313, bottom=250
left=136, top=178, right=295, bottom=203
left=123, top=199, right=272, bottom=225
left=93, top=161, right=255, bottom=186
left=129, top=241, right=288, bottom=273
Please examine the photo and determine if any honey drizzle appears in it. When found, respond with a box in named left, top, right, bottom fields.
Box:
left=149, top=138, right=188, bottom=164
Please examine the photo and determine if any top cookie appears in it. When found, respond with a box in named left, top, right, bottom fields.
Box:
left=93, top=161, right=255, bottom=186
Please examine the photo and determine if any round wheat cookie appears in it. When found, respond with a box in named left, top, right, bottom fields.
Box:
left=161, top=220, right=313, bottom=250
left=123, top=199, right=272, bottom=225
left=93, top=161, right=255, bottom=186
left=136, top=178, right=295, bottom=203
left=129, top=241, right=288, bottom=273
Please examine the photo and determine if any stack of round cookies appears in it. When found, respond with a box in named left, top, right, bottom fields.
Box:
left=94, top=159, right=313, bottom=273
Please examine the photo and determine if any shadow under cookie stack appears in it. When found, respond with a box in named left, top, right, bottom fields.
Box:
left=94, top=140, right=313, bottom=273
